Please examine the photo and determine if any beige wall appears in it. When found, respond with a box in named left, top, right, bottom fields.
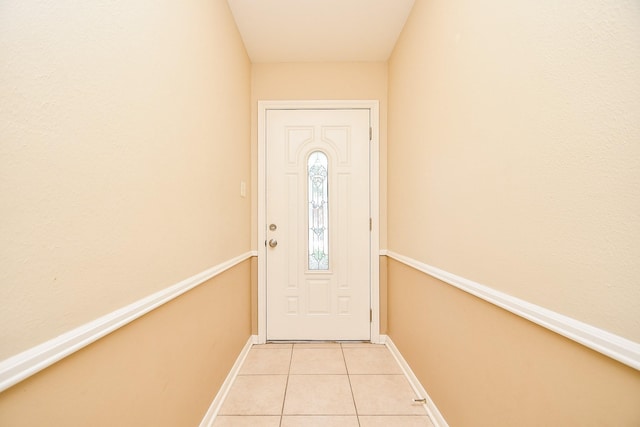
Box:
left=386, top=0, right=640, bottom=424
left=0, top=0, right=251, bottom=359
left=379, top=256, right=388, bottom=334
left=250, top=61, right=388, bottom=250
left=251, top=256, right=258, bottom=334
left=387, top=259, right=640, bottom=426
left=388, top=0, right=640, bottom=341
left=0, top=261, right=251, bottom=427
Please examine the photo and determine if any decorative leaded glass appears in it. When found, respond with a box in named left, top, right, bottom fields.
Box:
left=308, top=152, right=329, bottom=270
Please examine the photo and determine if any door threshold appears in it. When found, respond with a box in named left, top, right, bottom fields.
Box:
left=266, top=340, right=372, bottom=344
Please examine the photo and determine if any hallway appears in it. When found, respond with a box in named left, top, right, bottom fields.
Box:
left=2, top=1, right=639, bottom=426
left=213, top=343, right=434, bottom=427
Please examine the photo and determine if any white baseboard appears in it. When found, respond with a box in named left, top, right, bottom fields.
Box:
left=383, top=335, right=449, bottom=427
left=199, top=335, right=257, bottom=427
left=384, top=251, right=640, bottom=371
left=0, top=251, right=257, bottom=392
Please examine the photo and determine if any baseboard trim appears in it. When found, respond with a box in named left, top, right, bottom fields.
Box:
left=383, top=335, right=449, bottom=427
left=199, top=335, right=257, bottom=427
left=0, top=252, right=256, bottom=392
left=385, top=251, right=640, bottom=371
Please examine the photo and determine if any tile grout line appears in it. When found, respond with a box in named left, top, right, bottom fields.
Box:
left=340, top=343, right=362, bottom=427
left=278, top=344, right=294, bottom=427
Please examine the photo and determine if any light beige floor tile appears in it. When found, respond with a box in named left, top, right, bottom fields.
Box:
left=343, top=347, right=403, bottom=374
left=239, top=348, right=291, bottom=375
left=294, top=342, right=341, bottom=349
left=350, top=375, right=426, bottom=415
left=359, top=415, right=435, bottom=427
left=213, top=415, right=281, bottom=426
left=281, top=416, right=359, bottom=426
left=290, top=348, right=347, bottom=374
left=219, top=375, right=287, bottom=415
left=283, top=375, right=356, bottom=415
left=253, top=343, right=293, bottom=349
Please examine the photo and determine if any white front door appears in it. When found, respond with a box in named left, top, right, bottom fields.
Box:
left=265, top=108, right=371, bottom=341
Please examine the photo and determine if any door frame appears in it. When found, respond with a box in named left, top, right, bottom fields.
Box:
left=257, top=100, right=381, bottom=344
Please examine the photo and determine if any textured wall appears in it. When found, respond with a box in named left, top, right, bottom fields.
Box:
left=388, top=0, right=640, bottom=341
left=0, top=0, right=251, bottom=359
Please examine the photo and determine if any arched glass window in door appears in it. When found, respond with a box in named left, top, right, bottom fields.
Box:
left=308, top=151, right=329, bottom=270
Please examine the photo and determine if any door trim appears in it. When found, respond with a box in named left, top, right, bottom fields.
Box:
left=257, top=100, right=380, bottom=344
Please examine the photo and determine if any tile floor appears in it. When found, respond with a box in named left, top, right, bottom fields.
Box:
left=214, top=342, right=434, bottom=427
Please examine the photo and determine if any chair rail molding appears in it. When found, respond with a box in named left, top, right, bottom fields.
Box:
left=0, top=251, right=257, bottom=392
left=385, top=250, right=640, bottom=371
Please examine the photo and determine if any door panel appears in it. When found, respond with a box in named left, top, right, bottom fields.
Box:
left=266, top=109, right=370, bottom=341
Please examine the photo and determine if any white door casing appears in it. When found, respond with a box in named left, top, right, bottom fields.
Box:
left=257, top=101, right=380, bottom=343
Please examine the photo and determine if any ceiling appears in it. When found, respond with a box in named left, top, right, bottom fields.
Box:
left=226, top=0, right=415, bottom=63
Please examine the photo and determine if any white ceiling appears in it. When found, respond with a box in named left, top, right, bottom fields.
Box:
left=226, top=0, right=415, bottom=63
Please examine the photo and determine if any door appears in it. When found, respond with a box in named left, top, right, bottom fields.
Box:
left=265, top=108, right=371, bottom=341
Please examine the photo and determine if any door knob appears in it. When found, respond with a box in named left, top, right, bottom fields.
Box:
left=268, top=239, right=278, bottom=248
